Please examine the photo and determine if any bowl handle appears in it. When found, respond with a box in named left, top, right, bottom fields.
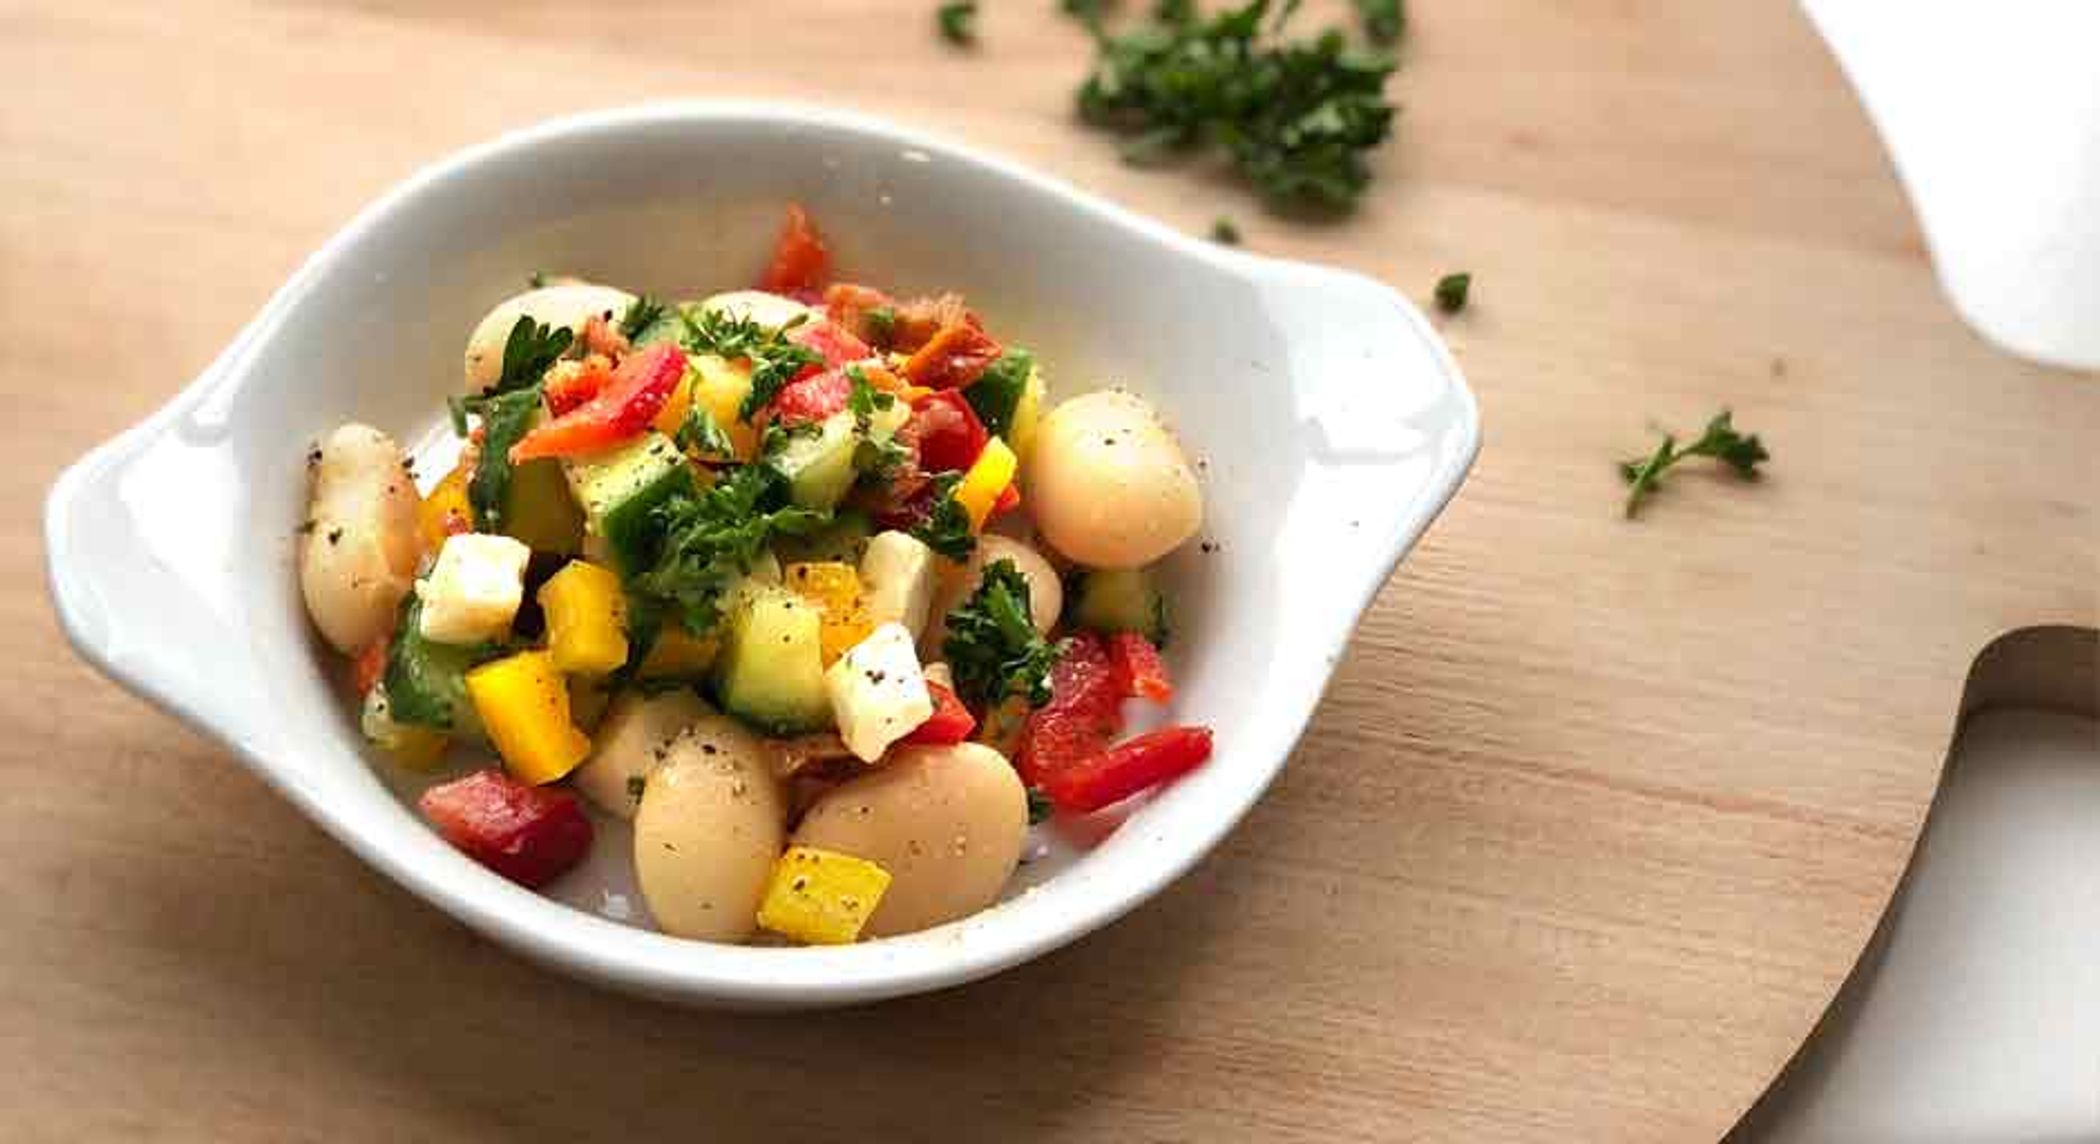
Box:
left=43, top=342, right=278, bottom=746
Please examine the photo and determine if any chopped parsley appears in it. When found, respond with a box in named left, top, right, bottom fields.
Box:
left=1027, top=786, right=1054, bottom=825
left=1073, top=0, right=1397, bottom=212
left=1434, top=271, right=1471, bottom=313
left=1210, top=217, right=1242, bottom=245
left=676, top=308, right=823, bottom=423
left=1352, top=0, right=1404, bottom=45
left=1619, top=410, right=1770, bottom=518
left=937, top=0, right=978, bottom=44
left=864, top=306, right=898, bottom=346
left=488, top=316, right=573, bottom=397
left=944, top=559, right=1060, bottom=709
left=909, top=472, right=977, bottom=562
left=962, top=349, right=1034, bottom=436
left=462, top=387, right=543, bottom=530
left=618, top=294, right=667, bottom=341
left=631, top=464, right=828, bottom=635
left=676, top=403, right=736, bottom=459
left=626, top=775, right=648, bottom=803
left=528, top=271, right=549, bottom=289
left=846, top=366, right=897, bottom=422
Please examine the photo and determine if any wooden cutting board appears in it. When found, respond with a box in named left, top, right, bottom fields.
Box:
left=3, top=3, right=2093, bottom=1140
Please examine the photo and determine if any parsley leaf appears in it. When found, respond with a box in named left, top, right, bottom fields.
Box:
left=1073, top=0, right=1397, bottom=212
left=489, top=316, right=573, bottom=396
left=618, top=294, right=667, bottom=341
left=1352, top=0, right=1404, bottom=45
left=1434, top=271, right=1471, bottom=313
left=678, top=308, right=823, bottom=423
left=1211, top=217, right=1243, bottom=245
left=631, top=464, right=828, bottom=635
left=864, top=306, right=898, bottom=347
left=945, top=559, right=1061, bottom=709
left=1619, top=410, right=1770, bottom=518
left=464, top=388, right=543, bottom=530
left=938, top=0, right=977, bottom=44
left=676, top=403, right=736, bottom=459
left=909, top=472, right=977, bottom=562
left=963, top=348, right=1034, bottom=436
left=846, top=366, right=897, bottom=423
left=528, top=271, right=549, bottom=289
left=1027, top=786, right=1054, bottom=825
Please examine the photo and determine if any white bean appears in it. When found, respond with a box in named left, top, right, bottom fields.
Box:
left=300, top=424, right=421, bottom=654
left=462, top=283, right=635, bottom=392
left=632, top=715, right=787, bottom=943
left=1024, top=390, right=1202, bottom=570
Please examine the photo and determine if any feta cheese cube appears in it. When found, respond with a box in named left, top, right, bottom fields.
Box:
left=824, top=621, right=934, bottom=763
left=858, top=530, right=939, bottom=640
left=417, top=532, right=530, bottom=645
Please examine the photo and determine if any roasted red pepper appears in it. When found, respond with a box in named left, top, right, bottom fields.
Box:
left=541, top=358, right=611, bottom=417
left=788, top=317, right=873, bottom=369
left=903, top=389, right=990, bottom=474
left=1014, top=631, right=1122, bottom=786
left=1108, top=632, right=1173, bottom=703
left=351, top=636, right=389, bottom=696
left=990, top=483, right=1022, bottom=518
left=509, top=343, right=687, bottom=463
left=758, top=203, right=830, bottom=295
left=900, top=321, right=1002, bottom=390
left=1039, top=726, right=1214, bottom=814
left=419, top=769, right=595, bottom=888
left=902, top=680, right=977, bottom=745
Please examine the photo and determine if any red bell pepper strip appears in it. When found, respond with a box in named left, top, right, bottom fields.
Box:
left=509, top=343, right=687, bottom=463
left=541, top=359, right=611, bottom=417
left=990, top=482, right=1022, bottom=519
left=903, top=389, right=990, bottom=474
left=1108, top=631, right=1174, bottom=703
left=1014, top=631, right=1122, bottom=787
left=351, top=636, right=389, bottom=696
left=758, top=203, right=830, bottom=294
left=419, top=769, right=595, bottom=888
left=900, top=321, right=1002, bottom=390
left=902, top=680, right=977, bottom=745
left=1039, top=726, right=1215, bottom=814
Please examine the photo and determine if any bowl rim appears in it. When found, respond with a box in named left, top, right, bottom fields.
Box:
left=44, top=100, right=1481, bottom=1006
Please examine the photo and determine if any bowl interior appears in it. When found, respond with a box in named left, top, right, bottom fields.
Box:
left=69, top=106, right=1475, bottom=1002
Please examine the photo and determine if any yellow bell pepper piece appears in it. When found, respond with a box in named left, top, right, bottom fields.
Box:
left=756, top=846, right=893, bottom=945
left=417, top=462, right=472, bottom=553
left=537, top=560, right=628, bottom=675
left=688, top=354, right=760, bottom=462
left=651, top=367, right=694, bottom=438
left=638, top=626, right=719, bottom=679
left=465, top=651, right=591, bottom=784
left=955, top=437, right=1018, bottom=531
left=785, top=562, right=874, bottom=667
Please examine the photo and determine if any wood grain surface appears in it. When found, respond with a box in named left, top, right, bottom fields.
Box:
left=4, top=3, right=2095, bottom=1141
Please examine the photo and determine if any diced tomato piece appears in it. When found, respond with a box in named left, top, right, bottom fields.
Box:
left=900, top=322, right=1002, bottom=390
left=418, top=769, right=595, bottom=888
left=991, top=483, right=1022, bottom=518
left=771, top=368, right=853, bottom=426
left=351, top=636, right=389, bottom=696
left=1040, top=726, right=1214, bottom=814
left=788, top=318, right=873, bottom=369
left=902, top=680, right=977, bottom=745
left=904, top=390, right=990, bottom=474
left=757, top=203, right=831, bottom=294
left=509, top=343, right=687, bottom=463
left=1108, top=632, right=1173, bottom=703
left=542, top=358, right=611, bottom=417
left=1015, top=631, right=1123, bottom=786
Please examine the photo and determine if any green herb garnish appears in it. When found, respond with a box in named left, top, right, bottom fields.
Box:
left=963, top=349, right=1034, bottom=436
left=945, top=559, right=1060, bottom=709
left=1073, top=0, right=1397, bottom=212
left=631, top=464, right=828, bottom=635
left=1618, top=410, right=1770, bottom=518
left=1210, top=217, right=1242, bottom=245
left=528, top=271, right=549, bottom=289
left=488, top=316, right=573, bottom=396
left=463, top=387, right=544, bottom=530
left=938, top=0, right=978, bottom=43
left=626, top=775, right=648, bottom=803
left=909, top=472, right=977, bottom=562
left=1434, top=271, right=1470, bottom=313
left=864, top=306, right=898, bottom=347
left=677, top=308, right=823, bottom=423
left=676, top=403, right=736, bottom=459
left=1027, top=787, right=1054, bottom=825
left=1352, top=0, right=1404, bottom=45
left=846, top=366, right=897, bottom=423
left=618, top=294, right=667, bottom=342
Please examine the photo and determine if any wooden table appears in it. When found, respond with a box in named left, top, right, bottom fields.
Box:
left=6, top=3, right=2095, bottom=1140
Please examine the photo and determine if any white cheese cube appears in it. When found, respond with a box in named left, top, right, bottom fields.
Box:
left=859, top=530, right=939, bottom=640
left=824, top=621, right=934, bottom=763
left=416, top=532, right=530, bottom=645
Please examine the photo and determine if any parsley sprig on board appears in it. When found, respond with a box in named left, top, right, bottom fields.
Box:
left=1619, top=410, right=1770, bottom=518
left=1072, top=0, right=1398, bottom=212
left=945, top=560, right=1060, bottom=708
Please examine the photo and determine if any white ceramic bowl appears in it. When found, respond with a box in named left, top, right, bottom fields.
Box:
left=43, top=103, right=1478, bottom=1008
